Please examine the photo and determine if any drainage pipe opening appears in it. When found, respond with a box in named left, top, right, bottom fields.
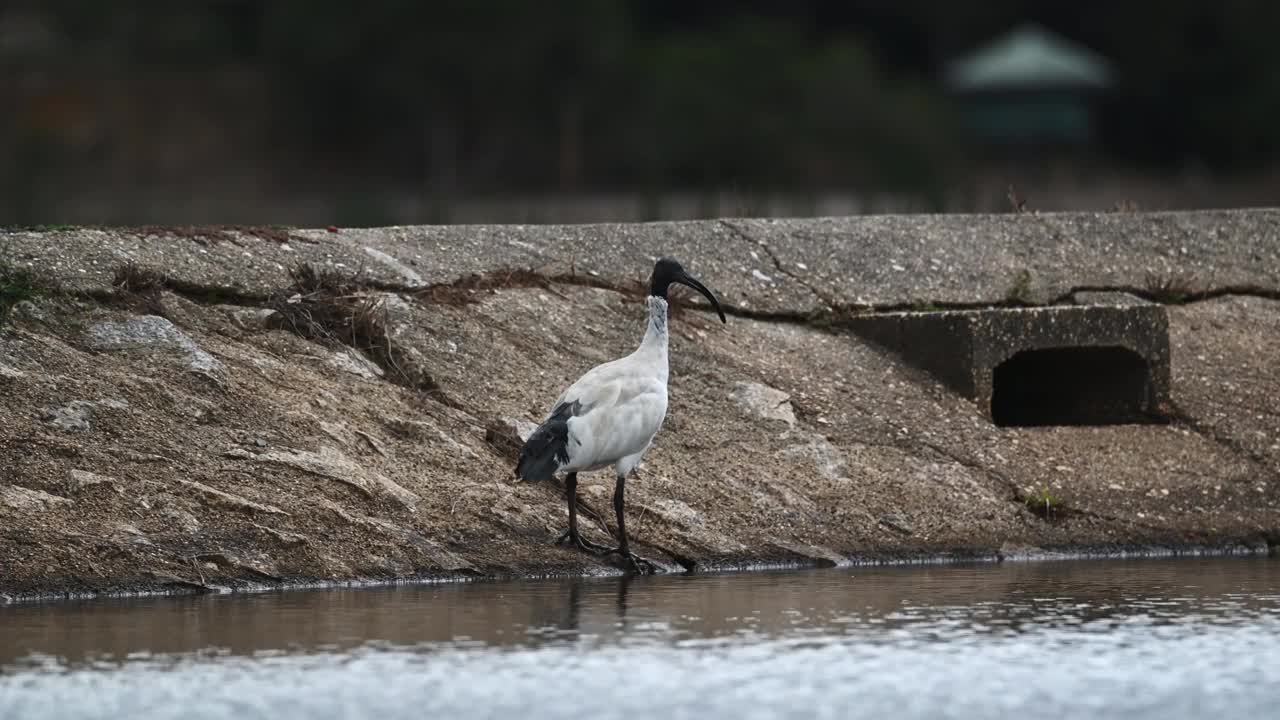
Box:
left=992, top=346, right=1158, bottom=427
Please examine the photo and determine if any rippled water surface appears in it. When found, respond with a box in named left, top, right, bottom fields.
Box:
left=2, top=557, right=1279, bottom=719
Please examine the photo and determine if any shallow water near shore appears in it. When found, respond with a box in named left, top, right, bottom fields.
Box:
left=2, top=556, right=1278, bottom=720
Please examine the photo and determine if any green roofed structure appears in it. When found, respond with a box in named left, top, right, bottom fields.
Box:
left=945, top=24, right=1113, bottom=146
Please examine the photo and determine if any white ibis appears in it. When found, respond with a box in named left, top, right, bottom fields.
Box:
left=515, top=258, right=727, bottom=574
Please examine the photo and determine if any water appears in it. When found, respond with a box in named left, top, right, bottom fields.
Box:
left=2, top=557, right=1278, bottom=720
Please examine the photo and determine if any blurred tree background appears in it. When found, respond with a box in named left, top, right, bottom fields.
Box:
left=2, top=0, right=1278, bottom=226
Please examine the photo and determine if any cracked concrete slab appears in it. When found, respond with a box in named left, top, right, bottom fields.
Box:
left=725, top=210, right=1280, bottom=310
left=7, top=209, right=1276, bottom=316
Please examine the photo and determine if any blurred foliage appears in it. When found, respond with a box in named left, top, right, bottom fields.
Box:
left=248, top=1, right=970, bottom=192
left=17, top=0, right=1280, bottom=198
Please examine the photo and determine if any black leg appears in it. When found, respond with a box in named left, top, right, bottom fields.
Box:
left=602, top=473, right=655, bottom=575
left=554, top=472, right=609, bottom=553
left=614, top=473, right=629, bottom=553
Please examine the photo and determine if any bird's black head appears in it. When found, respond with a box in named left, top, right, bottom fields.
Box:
left=649, top=257, right=727, bottom=324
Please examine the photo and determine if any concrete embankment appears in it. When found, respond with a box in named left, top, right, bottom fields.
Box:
left=1, top=210, right=1278, bottom=600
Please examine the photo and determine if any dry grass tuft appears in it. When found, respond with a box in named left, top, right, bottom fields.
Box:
left=112, top=262, right=168, bottom=294
left=269, top=263, right=454, bottom=403
left=1142, top=271, right=1201, bottom=304
left=110, top=262, right=179, bottom=317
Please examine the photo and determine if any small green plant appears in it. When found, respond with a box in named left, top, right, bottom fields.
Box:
left=1024, top=484, right=1065, bottom=520
left=1005, top=269, right=1033, bottom=305
left=0, top=255, right=41, bottom=324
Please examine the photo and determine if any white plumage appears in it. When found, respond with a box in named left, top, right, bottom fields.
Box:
left=515, top=258, right=726, bottom=574
left=551, top=296, right=669, bottom=476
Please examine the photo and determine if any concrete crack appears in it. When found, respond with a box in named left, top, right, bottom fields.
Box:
left=79, top=260, right=1280, bottom=342
left=911, top=439, right=1023, bottom=500
left=718, top=219, right=843, bottom=310
left=910, top=438, right=1175, bottom=532
left=1049, top=284, right=1280, bottom=306
left=1164, top=401, right=1280, bottom=480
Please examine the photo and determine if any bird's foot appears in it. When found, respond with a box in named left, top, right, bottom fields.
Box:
left=554, top=528, right=611, bottom=555
left=602, top=547, right=656, bottom=575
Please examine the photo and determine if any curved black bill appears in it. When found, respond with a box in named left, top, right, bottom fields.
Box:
left=675, top=271, right=728, bottom=324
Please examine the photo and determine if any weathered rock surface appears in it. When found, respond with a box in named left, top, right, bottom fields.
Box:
left=88, top=315, right=227, bottom=385
left=731, top=382, right=797, bottom=425
left=1, top=485, right=73, bottom=512
left=1, top=210, right=1278, bottom=598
